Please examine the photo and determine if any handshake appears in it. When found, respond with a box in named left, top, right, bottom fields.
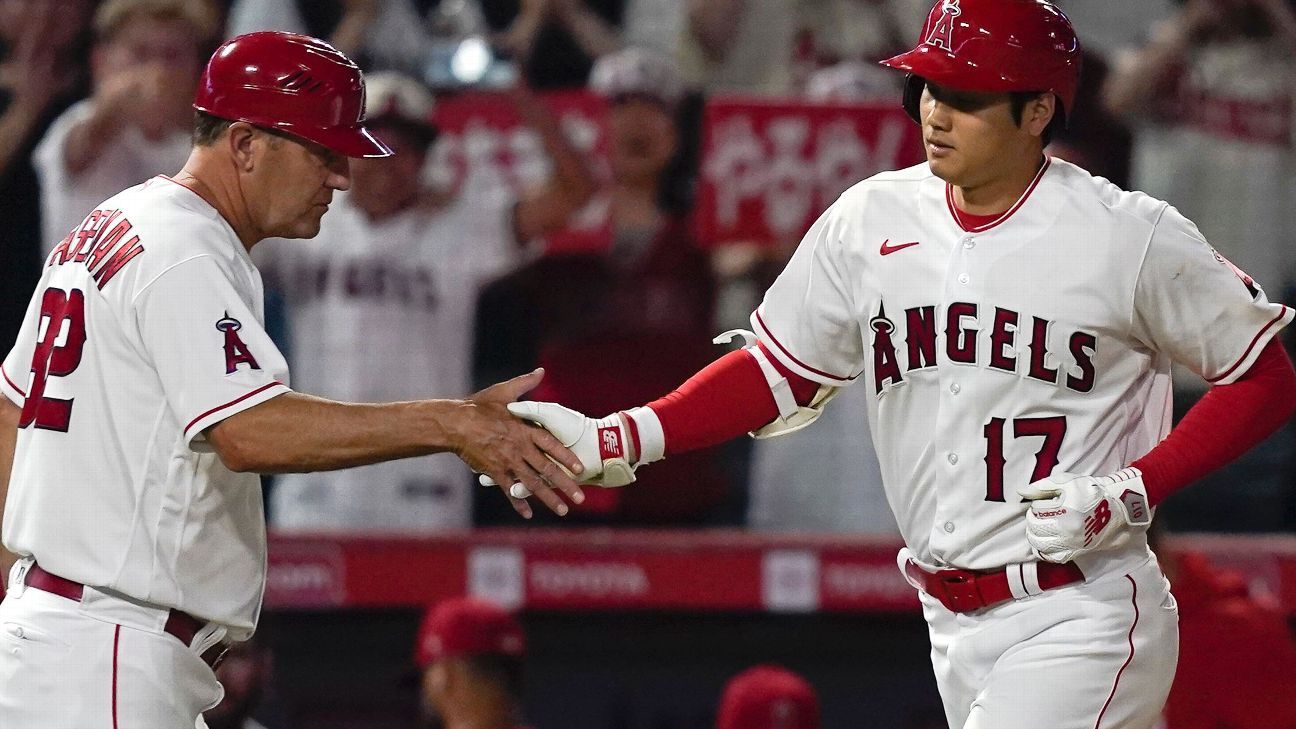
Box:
left=479, top=402, right=655, bottom=500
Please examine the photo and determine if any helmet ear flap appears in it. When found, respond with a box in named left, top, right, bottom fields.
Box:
left=902, top=75, right=925, bottom=124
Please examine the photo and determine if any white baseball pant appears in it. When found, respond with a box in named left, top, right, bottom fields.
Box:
left=0, top=559, right=224, bottom=728
left=918, top=553, right=1178, bottom=729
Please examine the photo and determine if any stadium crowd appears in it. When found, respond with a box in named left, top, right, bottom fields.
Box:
left=1, top=0, right=1294, bottom=727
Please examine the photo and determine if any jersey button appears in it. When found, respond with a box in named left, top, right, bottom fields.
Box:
left=957, top=273, right=970, bottom=284
left=963, top=239, right=976, bottom=249
left=949, top=383, right=961, bottom=394
left=943, top=521, right=956, bottom=533
left=947, top=453, right=959, bottom=465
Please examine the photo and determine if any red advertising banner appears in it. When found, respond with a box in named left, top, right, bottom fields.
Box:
left=696, top=97, right=925, bottom=247
left=260, top=531, right=1296, bottom=616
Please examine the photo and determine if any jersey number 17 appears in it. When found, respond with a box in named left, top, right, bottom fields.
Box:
left=983, top=416, right=1066, bottom=502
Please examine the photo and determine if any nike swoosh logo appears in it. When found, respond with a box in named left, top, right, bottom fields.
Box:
left=880, top=239, right=921, bottom=256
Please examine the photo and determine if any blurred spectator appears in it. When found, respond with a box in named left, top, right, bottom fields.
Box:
left=226, top=0, right=438, bottom=79
left=803, top=60, right=901, bottom=104
left=1053, top=0, right=1177, bottom=57
left=524, top=0, right=683, bottom=63
left=716, top=664, right=820, bottom=729
left=491, top=0, right=626, bottom=89
left=228, top=0, right=627, bottom=90
left=263, top=72, right=593, bottom=532
left=33, top=0, right=221, bottom=251
left=474, top=48, right=728, bottom=524
left=1152, top=529, right=1296, bottom=727
left=744, top=5, right=915, bottom=533
left=203, top=638, right=275, bottom=729
left=804, top=0, right=910, bottom=69
left=676, top=0, right=806, bottom=94
left=1047, top=49, right=1134, bottom=189
left=1102, top=0, right=1296, bottom=295
left=415, top=597, right=529, bottom=729
left=0, top=0, right=91, bottom=345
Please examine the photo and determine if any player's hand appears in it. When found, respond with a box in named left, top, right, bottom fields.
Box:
left=1017, top=468, right=1152, bottom=563
left=478, top=401, right=639, bottom=499
left=454, top=370, right=586, bottom=519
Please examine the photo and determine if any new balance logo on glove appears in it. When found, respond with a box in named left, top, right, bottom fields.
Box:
left=599, top=427, right=623, bottom=460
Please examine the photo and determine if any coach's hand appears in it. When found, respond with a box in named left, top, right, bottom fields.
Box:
left=454, top=370, right=585, bottom=519
left=479, top=401, right=640, bottom=499
left=1017, top=468, right=1152, bottom=563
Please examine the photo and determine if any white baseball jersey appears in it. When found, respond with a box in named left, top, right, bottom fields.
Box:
left=33, top=100, right=192, bottom=254
left=259, top=189, right=521, bottom=531
left=1, top=176, right=291, bottom=636
left=754, top=157, right=1292, bottom=574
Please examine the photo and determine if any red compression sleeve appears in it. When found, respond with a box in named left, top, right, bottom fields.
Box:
left=1133, top=339, right=1296, bottom=505
left=647, top=343, right=821, bottom=455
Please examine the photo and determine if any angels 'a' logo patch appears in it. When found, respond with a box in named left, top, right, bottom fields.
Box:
left=925, top=0, right=962, bottom=51
left=216, top=312, right=261, bottom=374
left=1211, top=247, right=1261, bottom=299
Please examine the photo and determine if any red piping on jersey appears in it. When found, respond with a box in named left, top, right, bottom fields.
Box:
left=1, top=364, right=26, bottom=398
left=754, top=310, right=856, bottom=384
left=946, top=158, right=1052, bottom=233
left=111, top=624, right=121, bottom=729
left=1094, top=575, right=1139, bottom=729
left=185, top=382, right=285, bottom=437
left=1207, top=305, right=1291, bottom=383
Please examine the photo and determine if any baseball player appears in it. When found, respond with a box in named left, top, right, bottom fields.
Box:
left=496, top=2, right=1296, bottom=727
left=415, top=596, right=531, bottom=729
left=0, top=31, right=582, bottom=729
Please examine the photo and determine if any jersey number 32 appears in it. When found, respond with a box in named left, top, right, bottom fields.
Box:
left=19, top=287, right=87, bottom=432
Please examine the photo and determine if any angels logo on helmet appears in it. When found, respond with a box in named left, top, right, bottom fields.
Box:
left=925, top=0, right=963, bottom=51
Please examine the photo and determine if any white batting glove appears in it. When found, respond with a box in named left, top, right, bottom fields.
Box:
left=1017, top=468, right=1152, bottom=564
left=479, top=402, right=640, bottom=498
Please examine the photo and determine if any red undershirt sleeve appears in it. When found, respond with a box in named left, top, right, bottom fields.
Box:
left=1134, top=339, right=1296, bottom=505
left=646, top=343, right=821, bottom=455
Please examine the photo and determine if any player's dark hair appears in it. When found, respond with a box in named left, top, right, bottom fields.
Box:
left=192, top=111, right=233, bottom=146
left=193, top=111, right=299, bottom=149
left=1009, top=91, right=1064, bottom=146
left=462, top=654, right=524, bottom=699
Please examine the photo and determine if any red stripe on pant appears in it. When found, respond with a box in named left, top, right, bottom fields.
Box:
left=1094, top=575, right=1139, bottom=728
left=112, top=625, right=121, bottom=729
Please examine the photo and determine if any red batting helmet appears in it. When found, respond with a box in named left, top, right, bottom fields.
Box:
left=193, top=31, right=393, bottom=158
left=879, top=0, right=1081, bottom=124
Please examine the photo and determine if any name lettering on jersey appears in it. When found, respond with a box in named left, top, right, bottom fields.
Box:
left=924, top=0, right=961, bottom=52
left=869, top=301, right=1098, bottom=396
left=216, top=313, right=261, bottom=374
left=46, top=208, right=145, bottom=290
left=284, top=261, right=439, bottom=309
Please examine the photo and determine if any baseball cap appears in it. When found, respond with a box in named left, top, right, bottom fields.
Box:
left=805, top=61, right=901, bottom=103
left=363, top=71, right=437, bottom=129
left=589, top=47, right=686, bottom=108
left=716, top=664, right=821, bottom=729
left=415, top=597, right=526, bottom=668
